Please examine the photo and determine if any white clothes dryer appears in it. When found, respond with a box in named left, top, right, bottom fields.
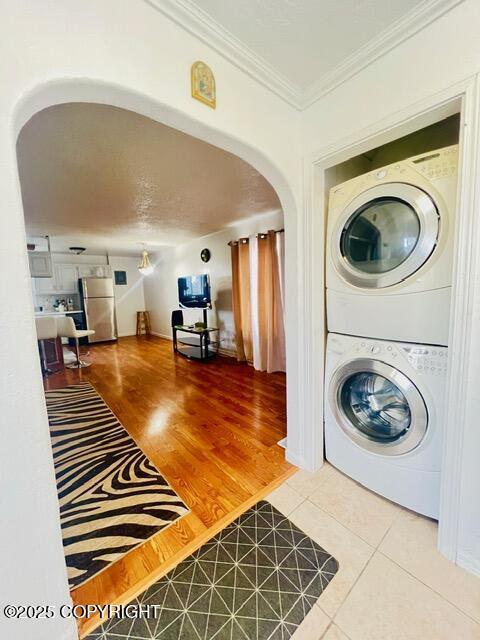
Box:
left=326, top=145, right=458, bottom=345
left=325, top=332, right=448, bottom=518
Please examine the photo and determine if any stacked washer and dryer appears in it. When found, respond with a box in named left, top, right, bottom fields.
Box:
left=324, top=145, right=458, bottom=518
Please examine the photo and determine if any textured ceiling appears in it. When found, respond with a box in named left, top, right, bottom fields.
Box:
left=18, top=103, right=281, bottom=256
left=186, top=0, right=424, bottom=91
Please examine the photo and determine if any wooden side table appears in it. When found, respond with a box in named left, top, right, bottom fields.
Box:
left=136, top=311, right=151, bottom=335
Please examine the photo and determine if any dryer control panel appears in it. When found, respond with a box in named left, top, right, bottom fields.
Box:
left=401, top=346, right=448, bottom=375
left=410, top=146, right=458, bottom=180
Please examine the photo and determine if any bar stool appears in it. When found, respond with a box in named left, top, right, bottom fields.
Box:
left=136, top=311, right=151, bottom=336
left=35, top=316, right=58, bottom=376
left=57, top=316, right=95, bottom=368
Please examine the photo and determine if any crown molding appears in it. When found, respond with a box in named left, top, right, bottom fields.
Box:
left=299, top=0, right=464, bottom=109
left=145, top=0, right=464, bottom=111
left=145, top=0, right=301, bottom=107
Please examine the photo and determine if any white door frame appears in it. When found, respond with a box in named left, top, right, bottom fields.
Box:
left=303, top=74, right=480, bottom=568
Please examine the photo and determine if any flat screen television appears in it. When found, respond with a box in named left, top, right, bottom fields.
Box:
left=178, top=274, right=211, bottom=309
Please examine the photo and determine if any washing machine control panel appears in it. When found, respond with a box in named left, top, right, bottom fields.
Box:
left=358, top=340, right=397, bottom=357
left=401, top=346, right=448, bottom=375
left=355, top=341, right=448, bottom=375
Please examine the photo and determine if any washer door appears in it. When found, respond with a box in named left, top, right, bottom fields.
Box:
left=329, top=358, right=428, bottom=455
left=332, top=183, right=439, bottom=288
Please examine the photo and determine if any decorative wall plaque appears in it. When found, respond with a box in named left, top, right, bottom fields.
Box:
left=191, top=61, right=216, bottom=109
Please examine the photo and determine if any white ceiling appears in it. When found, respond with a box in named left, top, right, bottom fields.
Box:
left=18, top=103, right=281, bottom=257
left=189, top=0, right=422, bottom=91
left=151, top=0, right=461, bottom=108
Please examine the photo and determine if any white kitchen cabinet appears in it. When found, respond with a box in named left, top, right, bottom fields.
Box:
left=78, top=265, right=95, bottom=278
left=78, top=264, right=111, bottom=278
left=100, top=265, right=112, bottom=277
left=28, top=251, right=53, bottom=277
left=33, top=262, right=112, bottom=295
left=33, top=274, right=56, bottom=293
left=55, top=264, right=78, bottom=293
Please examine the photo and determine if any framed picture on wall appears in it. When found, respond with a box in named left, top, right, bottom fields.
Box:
left=114, top=270, right=127, bottom=285
left=191, top=61, right=216, bottom=109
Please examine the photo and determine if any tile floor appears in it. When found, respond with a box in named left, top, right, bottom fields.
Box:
left=266, top=463, right=480, bottom=640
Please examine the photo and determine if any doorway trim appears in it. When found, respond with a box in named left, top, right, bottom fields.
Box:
left=305, top=74, right=480, bottom=570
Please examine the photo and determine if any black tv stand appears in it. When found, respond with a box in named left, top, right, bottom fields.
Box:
left=173, top=311, right=219, bottom=362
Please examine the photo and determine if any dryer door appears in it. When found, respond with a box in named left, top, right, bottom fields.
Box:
left=333, top=183, right=439, bottom=288
left=329, top=358, right=428, bottom=455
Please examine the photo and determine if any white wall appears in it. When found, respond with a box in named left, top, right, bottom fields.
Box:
left=0, top=4, right=300, bottom=638
left=52, top=252, right=107, bottom=265
left=300, top=0, right=480, bottom=576
left=110, top=256, right=146, bottom=337
left=143, top=210, right=283, bottom=353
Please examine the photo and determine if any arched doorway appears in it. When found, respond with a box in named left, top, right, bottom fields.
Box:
left=17, top=88, right=300, bottom=636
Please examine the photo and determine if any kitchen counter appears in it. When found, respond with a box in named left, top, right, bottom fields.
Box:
left=34, top=310, right=83, bottom=316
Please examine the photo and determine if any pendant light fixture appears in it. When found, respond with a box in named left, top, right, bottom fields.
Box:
left=138, top=245, right=154, bottom=275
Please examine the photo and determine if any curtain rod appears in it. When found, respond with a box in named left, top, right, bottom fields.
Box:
left=228, top=228, right=284, bottom=246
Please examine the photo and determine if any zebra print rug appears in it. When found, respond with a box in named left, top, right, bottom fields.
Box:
left=45, top=382, right=189, bottom=590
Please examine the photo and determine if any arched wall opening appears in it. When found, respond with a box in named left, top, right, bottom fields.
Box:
left=6, top=78, right=304, bottom=639
left=14, top=79, right=298, bottom=216
left=14, top=78, right=300, bottom=430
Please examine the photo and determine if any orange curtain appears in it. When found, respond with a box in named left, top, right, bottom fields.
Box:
left=231, top=239, right=252, bottom=362
left=255, top=231, right=286, bottom=372
left=230, top=230, right=285, bottom=372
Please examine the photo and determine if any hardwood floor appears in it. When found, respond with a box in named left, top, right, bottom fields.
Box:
left=43, top=335, right=294, bottom=637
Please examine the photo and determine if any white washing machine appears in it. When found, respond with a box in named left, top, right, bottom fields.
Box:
left=326, top=145, right=459, bottom=345
left=325, top=332, right=448, bottom=518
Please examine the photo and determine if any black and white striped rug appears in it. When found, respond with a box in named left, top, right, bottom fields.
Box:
left=45, top=382, right=189, bottom=589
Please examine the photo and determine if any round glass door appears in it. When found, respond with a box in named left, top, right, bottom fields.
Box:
left=340, top=372, right=411, bottom=443
left=330, top=359, right=428, bottom=456
left=332, top=183, right=439, bottom=288
left=341, top=198, right=420, bottom=274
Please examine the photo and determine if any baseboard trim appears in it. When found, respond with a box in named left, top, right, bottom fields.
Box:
left=150, top=331, right=172, bottom=340
left=457, top=551, right=480, bottom=578
left=285, top=449, right=306, bottom=470
left=286, top=448, right=326, bottom=472
left=218, top=347, right=236, bottom=358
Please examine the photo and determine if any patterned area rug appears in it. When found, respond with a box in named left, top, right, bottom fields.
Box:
left=45, top=382, right=189, bottom=589
left=88, top=501, right=339, bottom=639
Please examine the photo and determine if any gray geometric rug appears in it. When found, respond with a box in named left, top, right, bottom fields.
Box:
left=87, top=500, right=338, bottom=639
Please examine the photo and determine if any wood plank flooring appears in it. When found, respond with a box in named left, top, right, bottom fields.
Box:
left=43, top=335, right=293, bottom=637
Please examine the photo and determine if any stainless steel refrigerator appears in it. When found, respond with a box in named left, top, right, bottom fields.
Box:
left=81, top=277, right=117, bottom=343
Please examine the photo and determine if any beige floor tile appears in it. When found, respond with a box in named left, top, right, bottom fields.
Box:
left=336, top=552, right=480, bottom=640
left=321, top=624, right=350, bottom=640
left=287, top=461, right=334, bottom=498
left=266, top=482, right=305, bottom=516
left=379, top=509, right=480, bottom=623
left=289, top=500, right=374, bottom=618
left=309, top=466, right=400, bottom=547
left=292, top=603, right=330, bottom=639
